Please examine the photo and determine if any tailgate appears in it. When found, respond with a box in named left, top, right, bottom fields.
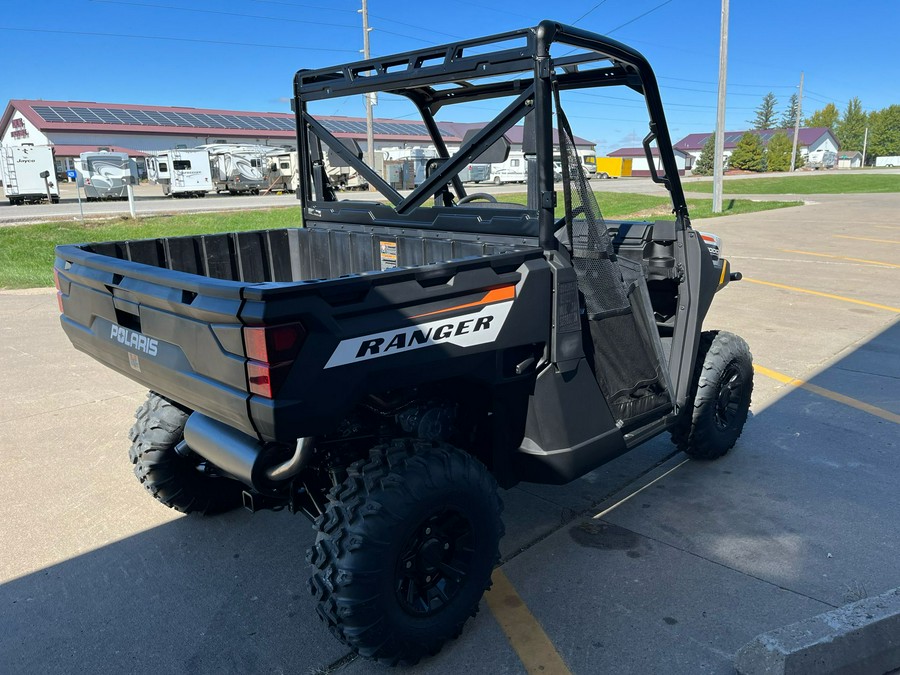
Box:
left=55, top=244, right=257, bottom=436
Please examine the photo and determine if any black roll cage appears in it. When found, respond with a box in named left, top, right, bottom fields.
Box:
left=293, top=20, right=690, bottom=251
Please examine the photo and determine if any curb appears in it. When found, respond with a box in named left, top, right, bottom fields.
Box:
left=734, top=587, right=900, bottom=674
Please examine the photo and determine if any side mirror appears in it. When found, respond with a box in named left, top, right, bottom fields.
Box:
left=462, top=129, right=510, bottom=164
left=326, top=138, right=363, bottom=168
left=521, top=110, right=536, bottom=156
left=40, top=170, right=50, bottom=178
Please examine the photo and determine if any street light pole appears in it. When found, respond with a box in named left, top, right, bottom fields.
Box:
left=790, top=71, right=804, bottom=172
left=360, top=0, right=375, bottom=170
left=712, top=0, right=729, bottom=214
left=861, top=127, right=869, bottom=168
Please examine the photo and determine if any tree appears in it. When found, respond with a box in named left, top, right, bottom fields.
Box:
left=867, top=105, right=900, bottom=159
left=836, top=97, right=867, bottom=152
left=780, top=93, right=801, bottom=129
left=728, top=132, right=765, bottom=171
left=752, top=92, right=778, bottom=130
left=692, top=134, right=716, bottom=175
left=804, top=103, right=840, bottom=130
left=766, top=132, right=793, bottom=171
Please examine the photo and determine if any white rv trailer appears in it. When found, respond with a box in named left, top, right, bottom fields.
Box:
left=201, top=144, right=269, bottom=195
left=76, top=151, right=139, bottom=201
left=1, top=144, right=59, bottom=205
left=489, top=151, right=528, bottom=184
left=265, top=146, right=374, bottom=193
left=145, top=149, right=212, bottom=198
left=875, top=156, right=900, bottom=167
left=266, top=150, right=298, bottom=192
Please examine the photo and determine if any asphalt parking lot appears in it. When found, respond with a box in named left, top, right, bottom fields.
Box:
left=1, top=189, right=898, bottom=674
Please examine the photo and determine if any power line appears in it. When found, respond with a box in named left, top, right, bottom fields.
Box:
left=254, top=0, right=468, bottom=40
left=571, top=0, right=610, bottom=26
left=0, top=25, right=358, bottom=52
left=659, top=75, right=795, bottom=90
left=606, top=0, right=675, bottom=34
left=91, top=0, right=359, bottom=30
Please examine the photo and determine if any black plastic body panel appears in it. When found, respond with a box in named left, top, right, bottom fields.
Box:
left=56, top=226, right=547, bottom=443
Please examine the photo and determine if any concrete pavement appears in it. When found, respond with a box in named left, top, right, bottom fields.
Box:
left=1, top=189, right=898, bottom=673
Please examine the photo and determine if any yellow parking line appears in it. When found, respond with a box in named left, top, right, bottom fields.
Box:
left=754, top=364, right=900, bottom=424
left=743, top=278, right=900, bottom=313
left=781, top=249, right=900, bottom=269
left=834, top=234, right=900, bottom=245
left=486, top=569, right=572, bottom=675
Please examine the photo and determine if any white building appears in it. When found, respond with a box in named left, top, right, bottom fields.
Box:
left=674, top=127, right=839, bottom=170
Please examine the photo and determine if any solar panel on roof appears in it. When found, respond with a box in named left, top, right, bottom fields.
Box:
left=128, top=110, right=154, bottom=125
left=33, top=106, right=65, bottom=122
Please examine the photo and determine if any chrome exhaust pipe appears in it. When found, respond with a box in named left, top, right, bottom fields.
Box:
left=265, top=436, right=315, bottom=482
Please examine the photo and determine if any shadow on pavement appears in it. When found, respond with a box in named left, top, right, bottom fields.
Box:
left=2, top=321, right=896, bottom=674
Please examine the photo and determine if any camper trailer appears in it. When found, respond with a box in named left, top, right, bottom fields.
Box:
left=76, top=151, right=139, bottom=201
left=146, top=149, right=212, bottom=198
left=1, top=144, right=59, bottom=205
left=266, top=142, right=372, bottom=193
left=266, top=150, right=298, bottom=192
left=489, top=151, right=528, bottom=184
left=203, top=144, right=268, bottom=195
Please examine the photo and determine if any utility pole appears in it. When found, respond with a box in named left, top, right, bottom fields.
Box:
left=712, top=0, right=729, bottom=214
left=861, top=127, right=868, bottom=168
left=360, top=0, right=375, bottom=170
left=790, top=71, right=804, bottom=172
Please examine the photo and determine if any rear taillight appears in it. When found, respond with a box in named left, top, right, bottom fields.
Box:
left=243, top=323, right=306, bottom=398
left=53, top=268, right=64, bottom=313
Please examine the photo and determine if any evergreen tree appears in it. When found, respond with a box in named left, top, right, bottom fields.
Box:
left=766, top=132, right=793, bottom=171
left=780, top=93, right=801, bottom=129
left=836, top=97, right=868, bottom=152
left=752, top=92, right=778, bottom=130
left=692, top=134, right=716, bottom=175
left=867, top=105, right=900, bottom=158
left=804, top=103, right=840, bottom=130
left=729, top=132, right=765, bottom=171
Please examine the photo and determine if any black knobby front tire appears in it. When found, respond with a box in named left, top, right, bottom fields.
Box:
left=128, top=391, right=245, bottom=515
left=307, top=439, right=504, bottom=666
left=671, top=331, right=753, bottom=460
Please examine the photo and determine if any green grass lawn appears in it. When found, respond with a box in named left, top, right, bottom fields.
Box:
left=0, top=208, right=301, bottom=290
left=0, top=194, right=800, bottom=289
left=686, top=173, right=900, bottom=194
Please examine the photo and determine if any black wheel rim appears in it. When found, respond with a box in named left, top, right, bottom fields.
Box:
left=714, top=363, right=744, bottom=430
left=395, top=507, right=475, bottom=617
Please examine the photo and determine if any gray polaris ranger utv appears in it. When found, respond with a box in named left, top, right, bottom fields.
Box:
left=55, top=20, right=752, bottom=666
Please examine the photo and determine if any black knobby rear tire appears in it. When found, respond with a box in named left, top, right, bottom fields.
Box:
left=128, top=391, right=244, bottom=515
left=671, top=331, right=753, bottom=460
left=307, top=439, right=504, bottom=666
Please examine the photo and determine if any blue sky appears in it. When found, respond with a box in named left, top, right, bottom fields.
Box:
left=2, top=0, right=897, bottom=152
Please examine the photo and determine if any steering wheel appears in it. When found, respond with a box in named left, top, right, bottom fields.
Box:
left=457, top=192, right=498, bottom=205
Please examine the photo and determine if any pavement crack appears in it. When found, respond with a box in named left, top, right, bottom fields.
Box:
left=1, top=391, right=143, bottom=425
left=833, top=364, right=900, bottom=382
left=311, top=652, right=357, bottom=674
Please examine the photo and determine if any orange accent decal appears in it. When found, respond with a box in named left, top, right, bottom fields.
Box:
left=410, top=285, right=516, bottom=319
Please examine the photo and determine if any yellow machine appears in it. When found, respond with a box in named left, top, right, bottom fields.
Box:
left=594, top=157, right=633, bottom=178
